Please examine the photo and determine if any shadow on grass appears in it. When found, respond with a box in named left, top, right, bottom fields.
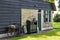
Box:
left=11, top=28, right=60, bottom=40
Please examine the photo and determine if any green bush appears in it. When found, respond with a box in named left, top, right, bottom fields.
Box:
left=53, top=14, right=60, bottom=22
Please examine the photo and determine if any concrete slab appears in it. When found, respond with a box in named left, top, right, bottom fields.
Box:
left=0, top=32, right=14, bottom=38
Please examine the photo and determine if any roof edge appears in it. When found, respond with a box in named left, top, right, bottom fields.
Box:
left=50, top=3, right=56, bottom=11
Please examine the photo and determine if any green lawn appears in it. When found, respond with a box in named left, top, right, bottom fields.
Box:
left=11, top=22, right=60, bottom=40
left=53, top=22, right=60, bottom=28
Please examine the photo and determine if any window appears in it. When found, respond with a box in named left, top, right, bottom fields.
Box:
left=49, top=11, right=51, bottom=22
left=44, top=10, right=48, bottom=22
left=44, top=10, right=51, bottom=22
left=38, top=9, right=41, bottom=12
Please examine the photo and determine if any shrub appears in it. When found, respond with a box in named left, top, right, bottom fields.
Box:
left=53, top=14, right=60, bottom=22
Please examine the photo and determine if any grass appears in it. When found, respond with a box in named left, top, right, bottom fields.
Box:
left=11, top=22, right=60, bottom=40
left=53, top=22, right=60, bottom=28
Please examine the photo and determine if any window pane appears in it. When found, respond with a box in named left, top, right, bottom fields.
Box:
left=49, top=11, right=51, bottom=22
left=46, top=15, right=48, bottom=18
left=38, top=9, right=41, bottom=12
left=44, top=10, right=48, bottom=22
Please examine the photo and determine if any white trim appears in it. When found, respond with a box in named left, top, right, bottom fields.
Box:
left=37, top=26, right=40, bottom=33
left=37, top=10, right=39, bottom=33
left=37, top=11, right=41, bottom=33
left=51, top=11, right=53, bottom=22
left=37, top=10, right=43, bottom=33
left=37, top=9, right=42, bottom=33
left=42, top=27, right=53, bottom=31
left=41, top=10, right=43, bottom=31
left=48, top=10, right=49, bottom=22
left=24, top=26, right=27, bottom=33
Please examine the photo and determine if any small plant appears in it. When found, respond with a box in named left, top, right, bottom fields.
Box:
left=8, top=25, right=16, bottom=31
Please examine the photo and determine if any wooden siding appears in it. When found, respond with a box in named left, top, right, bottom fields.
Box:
left=0, top=0, right=21, bottom=32
left=0, top=0, right=52, bottom=32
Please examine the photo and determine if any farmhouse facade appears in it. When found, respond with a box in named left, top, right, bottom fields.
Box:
left=0, top=0, right=56, bottom=34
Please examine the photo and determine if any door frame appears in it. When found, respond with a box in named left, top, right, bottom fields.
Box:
left=21, top=8, right=43, bottom=33
left=21, top=8, right=38, bottom=33
left=37, top=9, right=43, bottom=33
